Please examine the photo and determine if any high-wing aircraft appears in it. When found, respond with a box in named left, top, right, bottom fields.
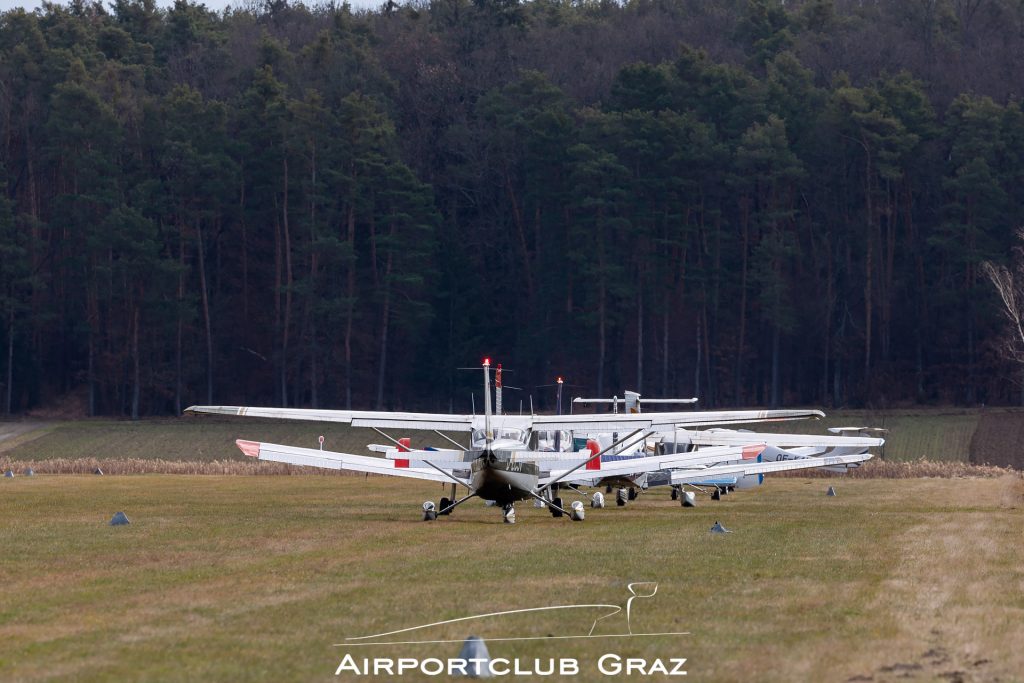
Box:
left=648, top=426, right=885, bottom=505
left=537, top=393, right=885, bottom=507
left=185, top=360, right=862, bottom=523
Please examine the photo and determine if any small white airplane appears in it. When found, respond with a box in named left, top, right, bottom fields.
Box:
left=185, top=360, right=870, bottom=523
left=553, top=392, right=884, bottom=507
left=648, top=426, right=885, bottom=505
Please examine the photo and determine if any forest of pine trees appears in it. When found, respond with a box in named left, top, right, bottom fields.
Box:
left=2, top=0, right=1023, bottom=416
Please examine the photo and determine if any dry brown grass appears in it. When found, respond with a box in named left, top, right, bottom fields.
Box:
left=0, top=457, right=364, bottom=476
left=776, top=458, right=1016, bottom=479
left=4, top=456, right=1016, bottom=479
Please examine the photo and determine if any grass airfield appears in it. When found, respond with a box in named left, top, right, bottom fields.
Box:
left=1, top=474, right=1021, bottom=682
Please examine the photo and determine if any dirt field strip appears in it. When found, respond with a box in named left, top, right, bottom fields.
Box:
left=0, top=422, right=53, bottom=455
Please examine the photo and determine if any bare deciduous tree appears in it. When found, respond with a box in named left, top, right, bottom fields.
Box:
left=982, top=229, right=1024, bottom=366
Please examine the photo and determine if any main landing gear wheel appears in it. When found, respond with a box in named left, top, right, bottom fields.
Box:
left=616, top=488, right=628, bottom=506
left=439, top=497, right=451, bottom=515
left=671, top=487, right=679, bottom=501
left=550, top=497, right=564, bottom=518
left=503, top=504, right=516, bottom=524
left=628, top=487, right=638, bottom=501
left=422, top=501, right=437, bottom=521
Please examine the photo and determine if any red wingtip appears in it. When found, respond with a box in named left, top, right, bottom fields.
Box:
left=236, top=439, right=261, bottom=458
left=742, top=444, right=766, bottom=460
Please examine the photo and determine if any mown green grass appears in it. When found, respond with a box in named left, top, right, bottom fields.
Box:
left=0, top=419, right=385, bottom=462
left=1, top=475, right=1021, bottom=682
left=0, top=409, right=996, bottom=464
left=749, top=408, right=983, bottom=461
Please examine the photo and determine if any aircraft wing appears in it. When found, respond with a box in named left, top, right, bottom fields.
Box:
left=676, top=429, right=884, bottom=449
left=669, top=452, right=873, bottom=484
left=234, top=439, right=470, bottom=485
left=538, top=445, right=762, bottom=485
left=524, top=408, right=825, bottom=432
left=185, top=405, right=475, bottom=432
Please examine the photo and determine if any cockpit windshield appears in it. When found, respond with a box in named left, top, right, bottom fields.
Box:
left=533, top=430, right=572, bottom=452
left=471, top=428, right=526, bottom=447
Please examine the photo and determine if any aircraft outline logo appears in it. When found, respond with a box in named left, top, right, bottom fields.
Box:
left=336, top=582, right=688, bottom=647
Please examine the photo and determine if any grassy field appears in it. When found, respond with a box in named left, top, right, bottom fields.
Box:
left=750, top=409, right=984, bottom=462
left=1, top=474, right=1021, bottom=682
left=1, top=408, right=1012, bottom=465
left=0, top=419, right=385, bottom=462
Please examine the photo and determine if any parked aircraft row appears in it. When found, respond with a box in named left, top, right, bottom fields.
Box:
left=185, top=359, right=883, bottom=523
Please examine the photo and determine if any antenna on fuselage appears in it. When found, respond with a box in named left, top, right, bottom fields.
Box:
left=495, top=363, right=503, bottom=416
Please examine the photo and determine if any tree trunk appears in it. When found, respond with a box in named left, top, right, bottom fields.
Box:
left=661, top=312, right=669, bottom=396
left=87, top=329, right=95, bottom=417
left=131, top=304, right=140, bottom=421
left=504, top=166, right=535, bottom=300
left=4, top=307, right=13, bottom=416
left=281, top=156, right=293, bottom=408
left=636, top=282, right=643, bottom=394
left=375, top=235, right=394, bottom=410
left=597, top=272, right=606, bottom=398
left=240, top=173, right=249, bottom=321
left=694, top=318, right=701, bottom=400
left=770, top=321, right=781, bottom=408
left=823, top=239, right=834, bottom=405
left=175, top=228, right=184, bottom=415
left=344, top=203, right=356, bottom=409
left=196, top=219, right=214, bottom=405
left=309, top=142, right=319, bottom=409
left=735, top=209, right=749, bottom=405
left=863, top=136, right=874, bottom=383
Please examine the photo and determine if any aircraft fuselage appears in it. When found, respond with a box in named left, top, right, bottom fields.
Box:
left=469, top=450, right=540, bottom=505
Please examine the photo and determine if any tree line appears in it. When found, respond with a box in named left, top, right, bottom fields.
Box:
left=2, top=0, right=1023, bottom=417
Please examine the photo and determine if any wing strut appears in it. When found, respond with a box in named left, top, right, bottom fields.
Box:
left=433, top=430, right=468, bottom=451
left=438, top=492, right=478, bottom=515
left=536, top=428, right=647, bottom=494
left=526, top=490, right=572, bottom=517
left=422, top=459, right=472, bottom=491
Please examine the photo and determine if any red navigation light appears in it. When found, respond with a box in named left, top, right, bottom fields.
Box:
left=557, top=376, right=564, bottom=383
left=482, top=357, right=491, bottom=366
